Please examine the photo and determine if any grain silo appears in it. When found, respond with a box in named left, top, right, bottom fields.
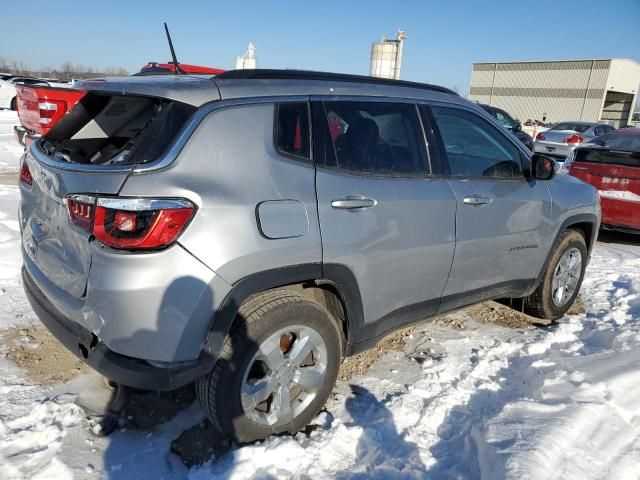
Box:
left=370, top=30, right=406, bottom=80
left=235, top=42, right=257, bottom=70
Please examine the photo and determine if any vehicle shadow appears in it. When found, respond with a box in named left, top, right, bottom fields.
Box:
left=597, top=229, right=640, bottom=246
left=97, top=275, right=244, bottom=478
left=336, top=384, right=427, bottom=479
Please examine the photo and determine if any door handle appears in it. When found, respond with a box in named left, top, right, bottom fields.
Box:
left=331, top=197, right=377, bottom=210
left=463, top=195, right=493, bottom=206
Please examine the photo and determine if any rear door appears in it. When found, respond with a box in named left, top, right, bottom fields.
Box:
left=313, top=99, right=457, bottom=338
left=424, top=104, right=552, bottom=310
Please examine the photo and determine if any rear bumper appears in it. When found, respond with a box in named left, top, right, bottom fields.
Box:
left=533, top=142, right=575, bottom=158
left=600, top=197, right=640, bottom=231
left=22, top=266, right=214, bottom=391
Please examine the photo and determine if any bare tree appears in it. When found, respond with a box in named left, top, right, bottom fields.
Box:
left=1, top=58, right=130, bottom=80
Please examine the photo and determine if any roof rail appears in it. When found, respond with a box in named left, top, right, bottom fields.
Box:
left=214, top=69, right=457, bottom=95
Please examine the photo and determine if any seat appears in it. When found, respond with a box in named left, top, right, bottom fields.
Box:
left=343, top=117, right=381, bottom=171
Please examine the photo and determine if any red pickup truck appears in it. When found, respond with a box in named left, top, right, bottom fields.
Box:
left=15, top=63, right=224, bottom=148
left=138, top=62, right=225, bottom=75
left=14, top=84, right=85, bottom=148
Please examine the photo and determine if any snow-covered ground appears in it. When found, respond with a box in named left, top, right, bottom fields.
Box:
left=0, top=112, right=23, bottom=175
left=0, top=108, right=639, bottom=479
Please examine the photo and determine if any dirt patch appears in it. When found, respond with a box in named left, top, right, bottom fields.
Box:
left=463, top=301, right=549, bottom=328
left=2, top=324, right=88, bottom=384
left=171, top=421, right=231, bottom=467
left=339, top=325, right=415, bottom=381
left=125, top=386, right=196, bottom=429
left=567, top=295, right=586, bottom=315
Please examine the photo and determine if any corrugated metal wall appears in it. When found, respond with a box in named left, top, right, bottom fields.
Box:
left=469, top=60, right=610, bottom=123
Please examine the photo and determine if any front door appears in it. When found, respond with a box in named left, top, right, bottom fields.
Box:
left=313, top=99, right=457, bottom=340
left=425, top=105, right=552, bottom=310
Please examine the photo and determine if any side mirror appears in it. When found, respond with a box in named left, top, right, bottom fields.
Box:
left=514, top=123, right=522, bottom=132
left=530, top=154, right=555, bottom=180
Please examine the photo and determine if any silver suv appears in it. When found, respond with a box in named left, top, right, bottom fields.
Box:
left=19, top=70, right=600, bottom=443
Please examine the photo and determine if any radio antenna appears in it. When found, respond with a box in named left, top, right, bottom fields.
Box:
left=164, top=22, right=186, bottom=75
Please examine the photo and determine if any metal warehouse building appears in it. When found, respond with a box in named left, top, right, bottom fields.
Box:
left=469, top=59, right=640, bottom=128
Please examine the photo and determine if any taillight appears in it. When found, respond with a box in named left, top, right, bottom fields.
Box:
left=38, top=100, right=66, bottom=125
left=562, top=134, right=584, bottom=144
left=535, top=133, right=545, bottom=141
left=67, top=196, right=94, bottom=230
left=19, top=158, right=33, bottom=185
left=65, top=196, right=195, bottom=250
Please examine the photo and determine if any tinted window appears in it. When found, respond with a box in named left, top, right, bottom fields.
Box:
left=590, top=132, right=640, bottom=152
left=275, top=102, right=310, bottom=159
left=575, top=149, right=639, bottom=167
left=321, top=101, right=425, bottom=174
left=12, top=78, right=49, bottom=86
left=431, top=106, right=523, bottom=178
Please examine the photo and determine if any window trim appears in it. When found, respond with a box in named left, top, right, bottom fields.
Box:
left=311, top=97, right=431, bottom=179
left=273, top=100, right=313, bottom=163
left=421, top=101, right=531, bottom=181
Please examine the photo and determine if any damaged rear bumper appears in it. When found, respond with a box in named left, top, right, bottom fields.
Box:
left=22, top=267, right=213, bottom=391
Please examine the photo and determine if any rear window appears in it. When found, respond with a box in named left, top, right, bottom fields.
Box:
left=551, top=123, right=592, bottom=133
left=588, top=133, right=640, bottom=152
left=40, top=93, right=196, bottom=166
left=275, top=102, right=310, bottom=159
left=575, top=149, right=640, bottom=168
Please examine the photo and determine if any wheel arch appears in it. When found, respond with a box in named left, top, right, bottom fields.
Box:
left=202, top=263, right=364, bottom=362
left=534, top=213, right=599, bottom=287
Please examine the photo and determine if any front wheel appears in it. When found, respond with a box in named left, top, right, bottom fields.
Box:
left=197, top=290, right=342, bottom=443
left=10, top=97, right=17, bottom=111
left=525, top=229, right=587, bottom=320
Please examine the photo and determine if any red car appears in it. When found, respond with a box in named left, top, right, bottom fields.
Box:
left=567, top=128, right=640, bottom=233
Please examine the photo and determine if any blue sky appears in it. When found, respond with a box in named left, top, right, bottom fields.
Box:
left=3, top=0, right=639, bottom=93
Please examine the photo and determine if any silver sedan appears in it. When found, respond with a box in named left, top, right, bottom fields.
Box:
left=533, top=121, right=614, bottom=161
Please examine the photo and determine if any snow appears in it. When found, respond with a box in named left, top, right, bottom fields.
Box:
left=0, top=108, right=639, bottom=479
left=0, top=111, right=23, bottom=174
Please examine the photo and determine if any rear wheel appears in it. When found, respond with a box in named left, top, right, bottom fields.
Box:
left=197, top=290, right=342, bottom=443
left=525, top=229, right=587, bottom=320
left=10, top=97, right=17, bottom=111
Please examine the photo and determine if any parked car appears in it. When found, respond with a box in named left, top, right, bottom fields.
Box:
left=567, top=128, right=640, bottom=233
left=478, top=104, right=533, bottom=149
left=0, top=76, right=52, bottom=110
left=14, top=84, right=85, bottom=148
left=533, top=121, right=614, bottom=162
left=19, top=70, right=600, bottom=443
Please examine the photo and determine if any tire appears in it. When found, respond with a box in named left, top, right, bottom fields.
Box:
left=197, top=290, right=342, bottom=443
left=10, top=97, right=17, bottom=111
left=525, top=229, right=587, bottom=320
